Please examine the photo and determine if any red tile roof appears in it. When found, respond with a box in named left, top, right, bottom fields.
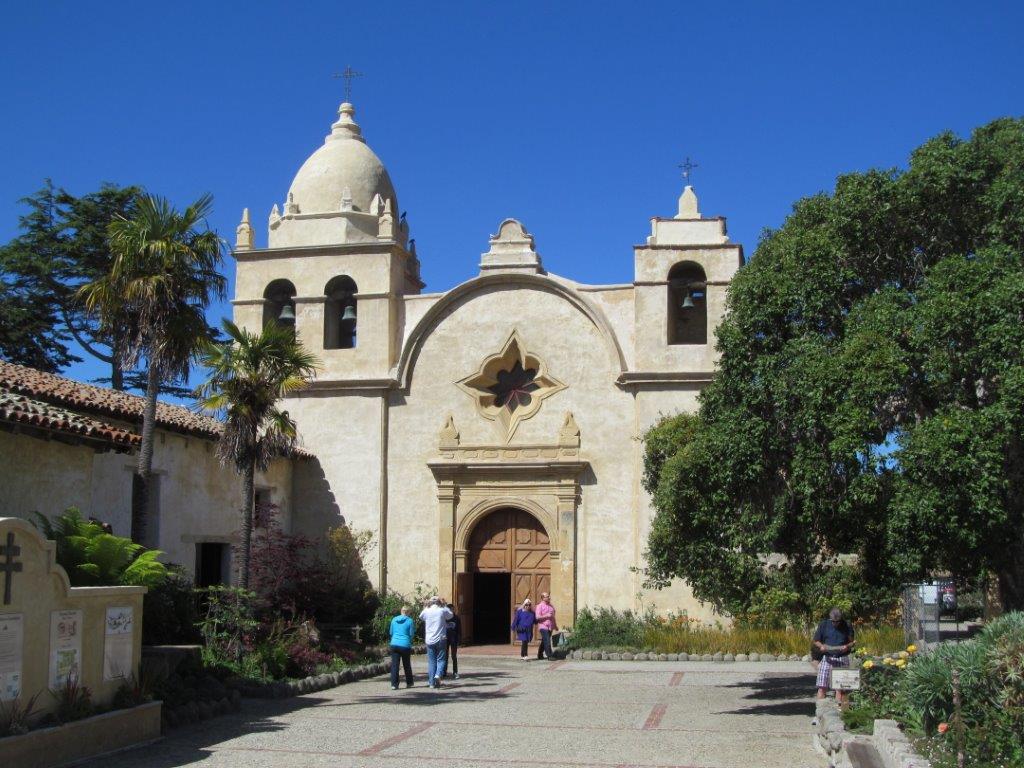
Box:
left=0, top=359, right=224, bottom=439
left=0, top=360, right=313, bottom=459
left=0, top=391, right=140, bottom=450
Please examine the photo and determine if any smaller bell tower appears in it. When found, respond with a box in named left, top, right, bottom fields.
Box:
left=632, top=184, right=743, bottom=374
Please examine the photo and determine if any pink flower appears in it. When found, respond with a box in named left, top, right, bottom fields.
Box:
left=937, top=722, right=949, bottom=734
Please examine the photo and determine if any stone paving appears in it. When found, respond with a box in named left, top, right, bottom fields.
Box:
left=84, top=656, right=827, bottom=768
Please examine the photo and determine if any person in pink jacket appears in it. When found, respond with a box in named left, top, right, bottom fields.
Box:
left=535, top=592, right=558, bottom=660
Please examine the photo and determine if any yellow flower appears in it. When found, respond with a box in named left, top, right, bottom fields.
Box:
left=862, top=660, right=874, bottom=669
left=898, top=650, right=909, bottom=659
left=907, top=644, right=917, bottom=654
left=895, top=659, right=907, bottom=668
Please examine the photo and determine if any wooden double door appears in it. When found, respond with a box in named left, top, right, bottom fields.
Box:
left=456, top=508, right=550, bottom=644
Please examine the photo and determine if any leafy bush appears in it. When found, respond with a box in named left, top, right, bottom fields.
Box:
left=142, top=568, right=200, bottom=645
left=846, top=612, right=1024, bottom=768
left=366, top=583, right=435, bottom=645
left=569, top=605, right=904, bottom=656
left=247, top=513, right=379, bottom=626
left=51, top=674, right=93, bottom=724
left=0, top=692, right=40, bottom=737
left=197, top=586, right=259, bottom=666
left=32, top=508, right=168, bottom=587
left=570, top=607, right=651, bottom=649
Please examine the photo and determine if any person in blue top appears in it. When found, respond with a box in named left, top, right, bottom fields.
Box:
left=812, top=607, right=856, bottom=705
left=389, top=605, right=416, bottom=690
left=511, top=598, right=537, bottom=660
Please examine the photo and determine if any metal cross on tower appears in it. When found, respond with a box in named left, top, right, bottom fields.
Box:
left=333, top=66, right=363, bottom=103
left=678, top=156, right=699, bottom=185
left=0, top=532, right=22, bottom=605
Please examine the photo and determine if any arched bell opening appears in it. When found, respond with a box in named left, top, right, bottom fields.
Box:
left=667, top=261, right=708, bottom=345
left=263, top=279, right=297, bottom=330
left=323, top=275, right=358, bottom=349
left=457, top=507, right=550, bottom=645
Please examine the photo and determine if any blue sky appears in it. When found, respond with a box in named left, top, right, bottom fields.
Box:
left=2, top=1, right=1022, bottom=391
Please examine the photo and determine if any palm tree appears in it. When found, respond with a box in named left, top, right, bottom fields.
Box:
left=197, top=320, right=319, bottom=588
left=79, top=193, right=226, bottom=544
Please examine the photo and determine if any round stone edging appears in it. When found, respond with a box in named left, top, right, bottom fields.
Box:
left=571, top=650, right=812, bottom=663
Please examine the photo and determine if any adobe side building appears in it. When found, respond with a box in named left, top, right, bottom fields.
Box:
left=232, top=100, right=742, bottom=641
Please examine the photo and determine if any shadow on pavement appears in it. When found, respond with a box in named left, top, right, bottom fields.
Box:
left=319, top=669, right=516, bottom=709
left=716, top=673, right=817, bottom=718
left=76, top=693, right=338, bottom=768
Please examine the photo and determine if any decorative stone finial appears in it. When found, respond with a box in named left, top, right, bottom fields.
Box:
left=677, top=185, right=700, bottom=219
left=559, top=411, right=581, bottom=448
left=340, top=186, right=354, bottom=212
left=370, top=193, right=384, bottom=217
left=286, top=193, right=300, bottom=215
left=480, top=218, right=544, bottom=274
left=378, top=198, right=395, bottom=241
left=328, top=102, right=365, bottom=143
left=439, top=415, right=460, bottom=449
left=269, top=203, right=281, bottom=228
left=235, top=208, right=254, bottom=251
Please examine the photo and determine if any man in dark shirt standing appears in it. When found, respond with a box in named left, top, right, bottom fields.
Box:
left=813, top=607, right=856, bottom=705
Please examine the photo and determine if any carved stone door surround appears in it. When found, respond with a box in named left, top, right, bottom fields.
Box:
left=427, top=413, right=586, bottom=626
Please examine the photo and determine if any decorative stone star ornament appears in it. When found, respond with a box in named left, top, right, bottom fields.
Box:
left=457, top=330, right=566, bottom=441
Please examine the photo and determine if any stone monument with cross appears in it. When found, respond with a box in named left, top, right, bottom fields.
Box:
left=0, top=517, right=147, bottom=718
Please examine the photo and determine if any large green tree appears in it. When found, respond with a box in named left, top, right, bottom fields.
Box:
left=197, top=320, right=318, bottom=589
left=644, top=117, right=1024, bottom=614
left=80, top=193, right=226, bottom=544
left=0, top=181, right=140, bottom=385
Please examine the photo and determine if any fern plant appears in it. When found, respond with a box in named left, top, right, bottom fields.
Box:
left=31, top=508, right=168, bottom=587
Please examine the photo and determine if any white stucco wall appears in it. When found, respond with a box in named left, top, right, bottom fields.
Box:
left=0, top=428, right=293, bottom=578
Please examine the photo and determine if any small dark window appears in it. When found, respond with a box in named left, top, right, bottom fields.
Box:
left=196, top=543, right=229, bottom=588
left=263, top=279, right=297, bottom=330
left=667, top=261, right=708, bottom=345
left=323, top=275, right=358, bottom=349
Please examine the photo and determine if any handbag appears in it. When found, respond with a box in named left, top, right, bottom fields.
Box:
left=810, top=642, right=824, bottom=661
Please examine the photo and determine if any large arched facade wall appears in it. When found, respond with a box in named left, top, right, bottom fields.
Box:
left=386, top=280, right=637, bottom=614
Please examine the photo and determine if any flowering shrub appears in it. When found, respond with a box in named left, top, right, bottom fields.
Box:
left=844, top=613, right=1024, bottom=768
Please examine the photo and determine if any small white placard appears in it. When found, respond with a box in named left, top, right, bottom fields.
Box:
left=920, top=584, right=939, bottom=605
left=832, top=669, right=861, bottom=690
left=49, top=609, right=83, bottom=688
left=0, top=613, right=23, bottom=701
left=103, top=606, right=134, bottom=680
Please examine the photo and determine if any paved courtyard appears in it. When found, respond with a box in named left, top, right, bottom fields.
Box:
left=86, top=656, right=826, bottom=768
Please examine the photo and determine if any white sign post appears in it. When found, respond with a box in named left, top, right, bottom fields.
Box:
left=103, top=606, right=134, bottom=680
left=49, top=609, right=83, bottom=687
left=831, top=669, right=861, bottom=691
left=0, top=613, right=23, bottom=701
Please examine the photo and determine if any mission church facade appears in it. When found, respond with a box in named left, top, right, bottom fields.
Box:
left=232, top=100, right=742, bottom=641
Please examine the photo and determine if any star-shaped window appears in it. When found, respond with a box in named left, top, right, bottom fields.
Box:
left=457, top=331, right=565, bottom=441
left=488, top=360, right=540, bottom=412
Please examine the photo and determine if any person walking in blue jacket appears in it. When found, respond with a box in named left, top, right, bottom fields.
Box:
left=389, top=605, right=416, bottom=689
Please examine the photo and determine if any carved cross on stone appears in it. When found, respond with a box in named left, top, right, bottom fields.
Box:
left=0, top=532, right=22, bottom=605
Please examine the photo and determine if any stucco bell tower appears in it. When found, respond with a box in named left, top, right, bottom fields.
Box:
left=231, top=100, right=423, bottom=382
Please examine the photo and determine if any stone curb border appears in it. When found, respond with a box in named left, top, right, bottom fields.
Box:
left=814, top=700, right=932, bottom=768
left=236, top=661, right=392, bottom=699
left=571, top=650, right=814, bottom=662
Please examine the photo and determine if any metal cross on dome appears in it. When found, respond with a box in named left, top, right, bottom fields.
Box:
left=333, top=66, right=363, bottom=102
left=678, top=156, right=699, bottom=185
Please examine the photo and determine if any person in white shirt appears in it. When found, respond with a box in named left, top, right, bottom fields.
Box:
left=419, top=597, right=454, bottom=688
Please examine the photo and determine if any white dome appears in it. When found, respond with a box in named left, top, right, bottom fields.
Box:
left=286, top=103, right=397, bottom=215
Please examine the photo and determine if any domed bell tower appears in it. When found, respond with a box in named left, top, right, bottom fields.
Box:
left=231, top=100, right=423, bottom=383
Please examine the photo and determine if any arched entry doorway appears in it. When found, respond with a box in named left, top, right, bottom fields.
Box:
left=457, top=507, right=550, bottom=644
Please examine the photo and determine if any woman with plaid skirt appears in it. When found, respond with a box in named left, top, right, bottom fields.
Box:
left=813, top=607, right=856, bottom=705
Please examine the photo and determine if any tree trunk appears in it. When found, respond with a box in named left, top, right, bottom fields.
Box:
left=238, top=461, right=256, bottom=590
left=131, top=362, right=160, bottom=544
left=111, top=360, right=123, bottom=391
left=997, top=556, right=1024, bottom=613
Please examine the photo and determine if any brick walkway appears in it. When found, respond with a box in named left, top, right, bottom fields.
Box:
left=85, top=657, right=826, bottom=768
